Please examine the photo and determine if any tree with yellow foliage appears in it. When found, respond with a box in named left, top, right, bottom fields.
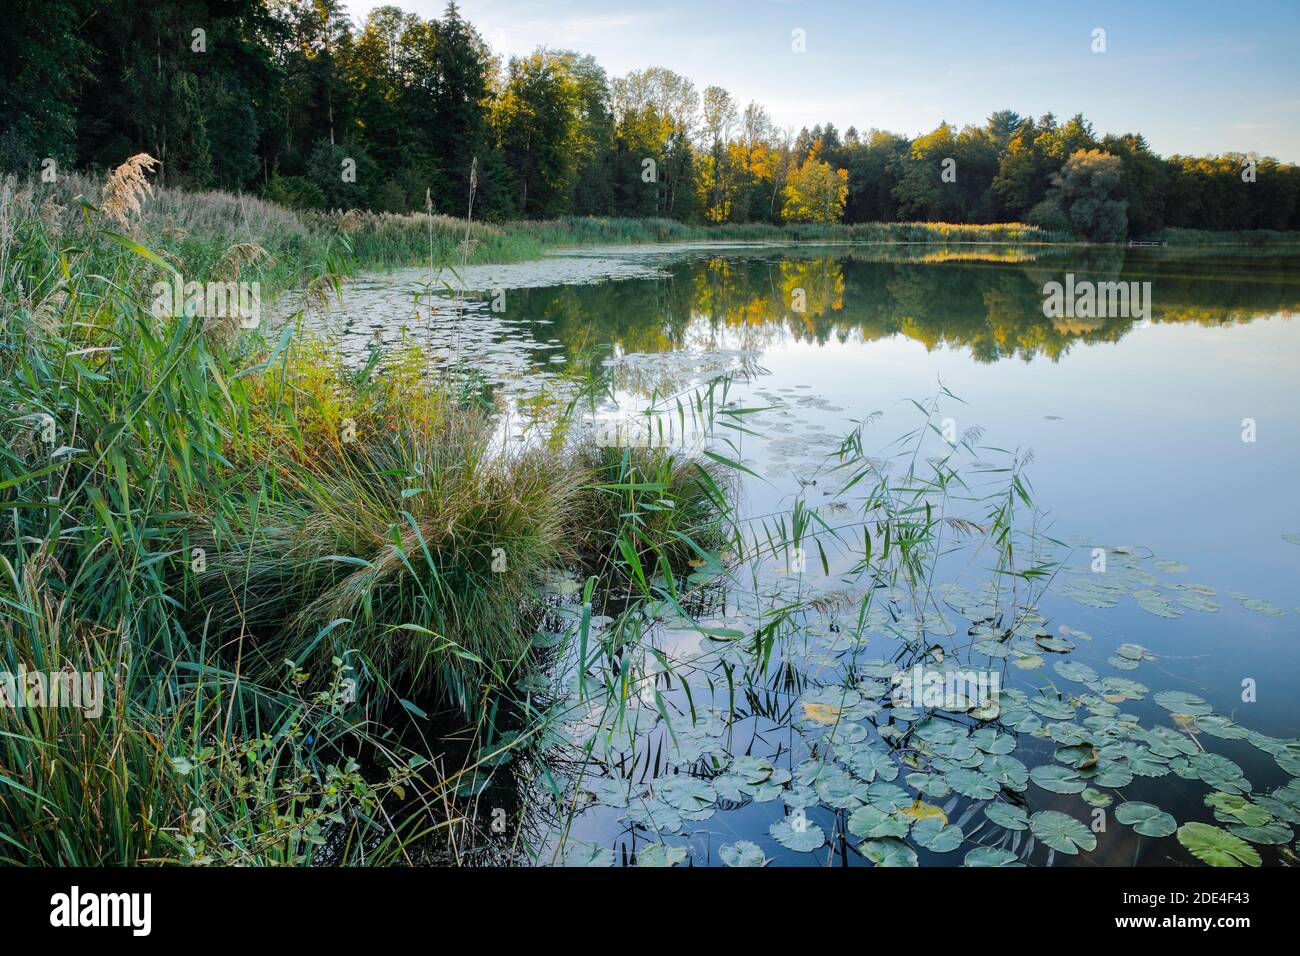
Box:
left=781, top=144, right=848, bottom=224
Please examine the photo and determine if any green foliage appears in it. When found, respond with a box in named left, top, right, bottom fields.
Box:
left=494, top=51, right=585, bottom=217
left=1029, top=149, right=1129, bottom=242
left=262, top=173, right=327, bottom=211
left=4, top=3, right=1294, bottom=239
left=782, top=146, right=849, bottom=224
left=306, top=138, right=375, bottom=210
left=0, top=176, right=745, bottom=864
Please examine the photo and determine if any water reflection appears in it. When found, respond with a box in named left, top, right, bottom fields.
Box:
left=490, top=246, right=1300, bottom=372
left=303, top=243, right=1300, bottom=868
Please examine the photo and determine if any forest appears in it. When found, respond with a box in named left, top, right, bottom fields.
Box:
left=3, top=0, right=1299, bottom=240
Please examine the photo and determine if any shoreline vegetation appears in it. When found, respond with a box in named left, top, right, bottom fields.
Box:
left=3, top=152, right=1298, bottom=867
left=6, top=172, right=1300, bottom=307
left=0, top=155, right=743, bottom=864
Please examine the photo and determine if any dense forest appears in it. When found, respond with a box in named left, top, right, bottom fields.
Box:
left=3, top=0, right=1298, bottom=239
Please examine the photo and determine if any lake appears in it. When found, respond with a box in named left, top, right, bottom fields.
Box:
left=308, top=242, right=1300, bottom=866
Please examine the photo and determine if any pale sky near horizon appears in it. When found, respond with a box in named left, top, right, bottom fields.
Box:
left=342, top=0, right=1300, bottom=162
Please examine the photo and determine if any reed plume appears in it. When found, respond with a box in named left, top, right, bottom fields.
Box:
left=213, top=241, right=270, bottom=280
left=100, top=153, right=159, bottom=228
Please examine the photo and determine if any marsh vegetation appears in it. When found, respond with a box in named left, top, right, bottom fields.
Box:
left=3, top=160, right=1298, bottom=868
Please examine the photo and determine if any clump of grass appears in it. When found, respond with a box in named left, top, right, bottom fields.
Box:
left=575, top=442, right=732, bottom=605
left=190, top=387, right=589, bottom=712
left=194, top=329, right=729, bottom=713
left=0, top=557, right=181, bottom=866
left=0, top=555, right=417, bottom=866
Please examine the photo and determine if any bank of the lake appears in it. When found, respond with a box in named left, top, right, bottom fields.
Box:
left=5, top=169, right=1300, bottom=869
left=12, top=173, right=1300, bottom=306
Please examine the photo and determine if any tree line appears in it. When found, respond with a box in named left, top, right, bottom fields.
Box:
left=3, top=0, right=1298, bottom=239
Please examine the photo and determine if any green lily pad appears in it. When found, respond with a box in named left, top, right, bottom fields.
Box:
left=783, top=784, right=819, bottom=809
left=770, top=815, right=826, bottom=852
left=636, top=843, right=687, bottom=867
left=945, top=768, right=1000, bottom=800
left=815, top=772, right=869, bottom=809
left=1114, top=802, right=1177, bottom=837
left=848, top=748, right=899, bottom=783
left=1153, top=690, right=1212, bottom=716
left=1054, top=660, right=1099, bottom=684
left=1082, top=788, right=1113, bottom=808
left=906, top=773, right=951, bottom=798
left=1184, top=753, right=1251, bottom=794
left=1030, top=764, right=1086, bottom=794
left=983, top=754, right=1030, bottom=791
left=861, top=837, right=918, bottom=867
left=1193, top=715, right=1249, bottom=740
left=1204, top=792, right=1271, bottom=827
left=910, top=816, right=964, bottom=852
left=718, top=840, right=768, bottom=867
left=984, top=802, right=1029, bottom=830
left=964, top=846, right=1024, bottom=867
left=1176, top=822, right=1261, bottom=867
left=1240, top=598, right=1284, bottom=617
left=1227, top=822, right=1293, bottom=845
left=559, top=840, right=614, bottom=867
left=626, top=799, right=682, bottom=832
left=656, top=776, right=717, bottom=813
left=1029, top=810, right=1097, bottom=854
left=848, top=805, right=909, bottom=839
left=864, top=782, right=913, bottom=812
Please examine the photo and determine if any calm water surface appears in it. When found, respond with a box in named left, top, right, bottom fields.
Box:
left=308, top=243, right=1300, bottom=866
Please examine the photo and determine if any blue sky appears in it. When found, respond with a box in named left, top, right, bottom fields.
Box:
left=345, top=0, right=1300, bottom=160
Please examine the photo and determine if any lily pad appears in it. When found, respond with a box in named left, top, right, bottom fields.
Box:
left=1114, top=802, right=1177, bottom=837
left=1081, top=788, right=1113, bottom=808
left=848, top=748, right=899, bottom=783
left=964, top=846, right=1024, bottom=867
left=984, top=802, right=1029, bottom=830
left=626, top=799, right=682, bottom=833
left=1029, top=810, right=1097, bottom=854
left=636, top=843, right=687, bottom=867
left=1227, top=822, right=1293, bottom=845
left=945, top=768, right=1001, bottom=800
left=1153, top=690, right=1212, bottom=717
left=1240, top=598, right=1284, bottom=617
left=770, top=815, right=826, bottom=852
left=1176, top=822, right=1261, bottom=867
left=864, top=782, right=913, bottom=812
left=656, top=776, right=717, bottom=813
left=1205, top=792, right=1271, bottom=827
left=559, top=841, right=614, bottom=867
left=783, top=784, right=819, bottom=809
left=718, top=840, right=768, bottom=867
left=910, top=816, right=964, bottom=852
left=861, top=837, right=918, bottom=867
left=848, top=805, right=909, bottom=839
left=1030, top=764, right=1086, bottom=794
left=1054, top=660, right=1099, bottom=684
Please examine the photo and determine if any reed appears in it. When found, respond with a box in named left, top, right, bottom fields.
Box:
left=0, top=155, right=738, bottom=865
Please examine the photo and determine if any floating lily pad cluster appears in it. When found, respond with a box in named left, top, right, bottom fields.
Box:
left=549, top=529, right=1296, bottom=866
left=1055, top=547, right=1286, bottom=621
